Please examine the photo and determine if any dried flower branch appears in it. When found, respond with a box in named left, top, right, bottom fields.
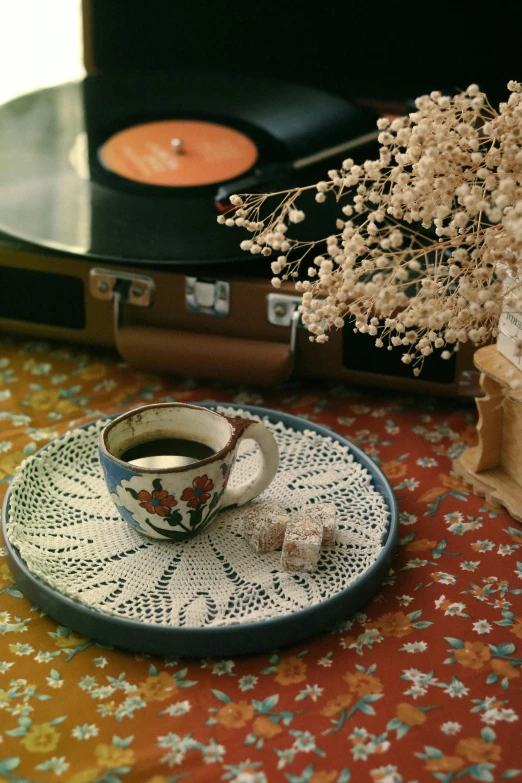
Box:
left=218, top=82, right=522, bottom=374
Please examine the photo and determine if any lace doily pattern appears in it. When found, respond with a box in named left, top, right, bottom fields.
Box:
left=7, top=408, right=390, bottom=628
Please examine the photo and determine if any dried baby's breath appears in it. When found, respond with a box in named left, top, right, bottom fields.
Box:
left=221, top=82, right=522, bottom=373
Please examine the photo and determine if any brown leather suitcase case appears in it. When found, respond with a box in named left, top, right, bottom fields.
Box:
left=0, top=237, right=478, bottom=395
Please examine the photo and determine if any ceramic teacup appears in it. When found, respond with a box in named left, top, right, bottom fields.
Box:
left=99, top=402, right=279, bottom=540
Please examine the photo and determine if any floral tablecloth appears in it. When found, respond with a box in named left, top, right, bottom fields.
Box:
left=0, top=336, right=520, bottom=783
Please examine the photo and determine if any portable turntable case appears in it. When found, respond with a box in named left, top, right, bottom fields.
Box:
left=0, top=1, right=496, bottom=394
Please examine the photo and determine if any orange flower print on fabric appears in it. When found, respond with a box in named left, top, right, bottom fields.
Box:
left=274, top=656, right=307, bottom=685
left=320, top=693, right=353, bottom=717
left=310, top=772, right=339, bottom=783
left=396, top=702, right=427, bottom=726
left=374, top=611, right=414, bottom=638
left=510, top=617, right=522, bottom=639
left=419, top=473, right=469, bottom=503
left=425, top=756, right=465, bottom=773
left=380, top=459, right=407, bottom=479
left=138, top=672, right=178, bottom=702
left=456, top=737, right=502, bottom=763
left=217, top=701, right=255, bottom=728
left=405, top=538, right=437, bottom=552
left=419, top=486, right=446, bottom=503
left=436, top=597, right=454, bottom=613
left=431, top=572, right=453, bottom=583
left=344, top=671, right=383, bottom=696
left=95, top=744, right=136, bottom=768
left=490, top=658, right=520, bottom=679
left=439, top=473, right=469, bottom=493
left=138, top=489, right=177, bottom=517
left=349, top=733, right=368, bottom=752
left=252, top=716, right=283, bottom=739
left=454, top=641, right=491, bottom=669
left=20, top=722, right=60, bottom=753
left=469, top=584, right=489, bottom=598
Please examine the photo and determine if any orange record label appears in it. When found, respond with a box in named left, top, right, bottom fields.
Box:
left=99, top=120, right=258, bottom=186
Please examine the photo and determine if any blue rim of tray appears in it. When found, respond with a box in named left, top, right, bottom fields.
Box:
left=2, top=403, right=399, bottom=658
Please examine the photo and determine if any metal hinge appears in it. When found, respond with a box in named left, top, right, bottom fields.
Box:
left=89, top=268, right=155, bottom=308
left=89, top=268, right=155, bottom=330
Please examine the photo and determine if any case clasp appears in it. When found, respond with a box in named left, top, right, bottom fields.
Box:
left=185, top=277, right=230, bottom=316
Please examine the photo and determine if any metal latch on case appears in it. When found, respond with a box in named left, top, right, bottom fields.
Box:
left=185, top=277, right=230, bottom=316
left=89, top=268, right=155, bottom=328
left=266, top=293, right=302, bottom=357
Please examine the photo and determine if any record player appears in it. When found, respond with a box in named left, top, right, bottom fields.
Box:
left=0, top=2, right=480, bottom=394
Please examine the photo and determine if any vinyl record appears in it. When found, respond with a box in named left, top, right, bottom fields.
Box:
left=0, top=71, right=376, bottom=266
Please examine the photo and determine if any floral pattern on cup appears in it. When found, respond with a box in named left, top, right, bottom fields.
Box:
left=181, top=474, right=214, bottom=507
left=137, top=487, right=177, bottom=516
left=110, top=471, right=228, bottom=540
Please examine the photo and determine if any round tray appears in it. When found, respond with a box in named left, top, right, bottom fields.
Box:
left=2, top=404, right=398, bottom=657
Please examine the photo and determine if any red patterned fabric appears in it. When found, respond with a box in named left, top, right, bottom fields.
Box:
left=0, top=337, right=520, bottom=783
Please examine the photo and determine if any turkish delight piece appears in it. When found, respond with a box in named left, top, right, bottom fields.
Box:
left=241, top=501, right=290, bottom=554
left=299, top=504, right=337, bottom=547
left=281, top=520, right=322, bottom=573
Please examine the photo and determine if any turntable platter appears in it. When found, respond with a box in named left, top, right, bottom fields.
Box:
left=0, top=71, right=376, bottom=265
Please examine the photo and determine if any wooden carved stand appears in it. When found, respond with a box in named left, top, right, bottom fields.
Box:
left=453, top=344, right=522, bottom=522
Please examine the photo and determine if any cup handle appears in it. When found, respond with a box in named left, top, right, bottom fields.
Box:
left=221, top=420, right=279, bottom=508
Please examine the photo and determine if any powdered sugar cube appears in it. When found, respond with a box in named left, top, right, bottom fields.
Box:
left=298, top=503, right=337, bottom=547
left=241, top=501, right=289, bottom=554
left=281, top=519, right=322, bottom=572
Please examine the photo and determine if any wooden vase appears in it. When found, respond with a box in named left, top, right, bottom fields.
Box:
left=453, top=344, right=522, bottom=522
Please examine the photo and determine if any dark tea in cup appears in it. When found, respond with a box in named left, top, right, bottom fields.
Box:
left=120, top=437, right=216, bottom=469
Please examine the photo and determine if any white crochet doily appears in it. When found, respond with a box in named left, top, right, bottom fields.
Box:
left=7, top=407, right=390, bottom=628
